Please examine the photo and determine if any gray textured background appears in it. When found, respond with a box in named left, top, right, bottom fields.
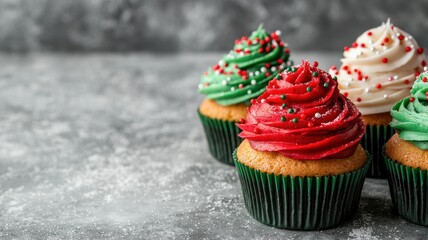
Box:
left=0, top=0, right=427, bottom=52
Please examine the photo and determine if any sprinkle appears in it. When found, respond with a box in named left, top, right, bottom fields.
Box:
left=275, top=30, right=282, bottom=36
left=306, top=86, right=312, bottom=92
left=281, top=103, right=287, bottom=108
left=271, top=66, right=277, bottom=72
left=315, top=113, right=321, bottom=118
left=313, top=72, right=319, bottom=77
left=265, top=72, right=271, bottom=77
left=424, top=66, right=428, bottom=71
left=356, top=97, right=362, bottom=102
left=423, top=77, right=427, bottom=82
left=364, top=88, right=369, bottom=93
left=384, top=37, right=390, bottom=43
left=383, top=94, right=388, bottom=99
left=313, top=61, right=319, bottom=67
left=344, top=82, right=350, bottom=87
left=394, top=75, right=398, bottom=80
left=249, top=72, right=254, bottom=77
left=198, top=84, right=203, bottom=89
left=255, top=71, right=260, bottom=76
left=343, top=92, right=349, bottom=97
left=227, top=77, right=231, bottom=81
left=367, top=31, right=372, bottom=36
left=388, top=76, right=394, bottom=81
left=376, top=51, right=380, bottom=55
left=382, top=58, right=388, bottom=63
left=281, top=94, right=286, bottom=100
left=239, top=83, right=244, bottom=89
left=276, top=75, right=281, bottom=80
left=288, top=108, right=295, bottom=113
left=376, top=84, right=382, bottom=89
left=307, top=122, right=314, bottom=127
left=231, top=87, right=236, bottom=91
left=251, top=79, right=256, bottom=85
left=344, top=46, right=350, bottom=51
left=247, top=90, right=252, bottom=94
left=360, top=43, right=366, bottom=48
left=333, top=76, right=338, bottom=81
left=253, top=128, right=261, bottom=134
left=291, top=67, right=297, bottom=72
left=404, top=79, right=410, bottom=84
left=409, top=97, right=415, bottom=102
left=261, top=99, right=266, bottom=103
left=292, top=118, right=298, bottom=123
left=261, top=67, right=267, bottom=73
left=280, top=116, right=286, bottom=122
left=323, top=82, right=329, bottom=88
left=417, top=48, right=424, bottom=54
left=370, top=46, right=375, bottom=52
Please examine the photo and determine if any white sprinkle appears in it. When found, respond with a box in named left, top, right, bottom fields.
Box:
left=251, top=79, right=256, bottom=85
left=198, top=84, right=203, bottom=89
left=247, top=90, right=252, bottom=94
left=315, top=113, right=321, bottom=118
left=231, top=87, right=236, bottom=91
left=271, top=66, right=277, bottom=72
left=409, top=35, right=413, bottom=40
left=249, top=72, right=254, bottom=77
left=222, top=80, right=227, bottom=85
left=396, top=32, right=401, bottom=37
left=384, top=94, right=388, bottom=99
left=391, top=35, right=395, bottom=40
left=261, top=67, right=267, bottom=73
left=284, top=42, right=289, bottom=47
left=383, top=46, right=388, bottom=50
left=424, top=66, right=428, bottom=71
left=239, top=52, right=244, bottom=56
left=252, top=40, right=258, bottom=44
left=287, top=61, right=292, bottom=65
left=370, top=46, right=375, bottom=52
left=405, top=37, right=409, bottom=41
left=255, top=71, right=260, bottom=76
left=394, top=75, right=398, bottom=80
left=280, top=63, right=285, bottom=69
left=369, top=40, right=373, bottom=44
left=345, top=82, right=350, bottom=87
left=227, top=77, right=231, bottom=81
left=218, top=60, right=225, bottom=66
left=376, top=51, right=380, bottom=55
left=411, top=44, right=415, bottom=49
left=272, top=41, right=278, bottom=46
left=364, top=88, right=370, bottom=93
left=350, top=78, right=354, bottom=82
left=275, top=30, right=281, bottom=36
left=261, top=99, right=266, bottom=103
left=215, top=71, right=220, bottom=75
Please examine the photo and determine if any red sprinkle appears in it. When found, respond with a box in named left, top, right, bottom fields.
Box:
left=422, top=60, right=427, bottom=66
left=423, top=77, right=427, bottom=82
left=265, top=63, right=270, bottom=68
left=360, top=43, right=366, bottom=48
left=398, top=35, right=404, bottom=41
left=376, top=84, right=382, bottom=89
left=382, top=58, right=388, bottom=63
left=357, top=76, right=363, bottom=81
left=417, top=48, right=424, bottom=54
left=367, top=31, right=372, bottom=36
left=264, top=36, right=270, bottom=42
left=352, top=42, right=358, bottom=48
left=260, top=40, right=266, bottom=45
left=253, top=128, right=261, bottom=134
left=277, top=59, right=283, bottom=64
left=258, top=48, right=263, bottom=53
left=265, top=47, right=270, bottom=52
left=239, top=83, right=244, bottom=88
left=307, top=122, right=314, bottom=128
left=265, top=72, right=271, bottom=77
left=384, top=37, right=390, bottom=43
left=344, top=46, right=350, bottom=51
left=409, top=97, right=415, bottom=102
left=404, top=79, right=410, bottom=84
left=313, top=61, right=319, bottom=67
left=285, top=48, right=290, bottom=53
left=356, top=97, right=362, bottom=102
left=244, top=49, right=250, bottom=54
left=239, top=118, right=245, bottom=123
left=247, top=39, right=252, bottom=45
left=343, top=92, right=349, bottom=97
left=416, top=72, right=420, bottom=77
left=405, top=46, right=411, bottom=52
left=343, top=65, right=349, bottom=70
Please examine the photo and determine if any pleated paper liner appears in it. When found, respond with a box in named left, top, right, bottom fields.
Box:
left=383, top=151, right=428, bottom=226
left=198, top=110, right=242, bottom=165
left=234, top=150, right=371, bottom=230
left=361, top=124, right=394, bottom=178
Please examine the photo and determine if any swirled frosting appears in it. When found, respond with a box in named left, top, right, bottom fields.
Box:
left=390, top=72, right=428, bottom=150
left=198, top=25, right=292, bottom=106
left=237, top=61, right=365, bottom=160
left=329, top=20, right=426, bottom=115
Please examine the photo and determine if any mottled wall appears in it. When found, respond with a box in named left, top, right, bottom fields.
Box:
left=1, top=0, right=428, bottom=52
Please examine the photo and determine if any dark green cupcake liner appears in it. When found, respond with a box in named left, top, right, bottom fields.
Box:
left=198, top=110, right=242, bottom=165
left=361, top=124, right=394, bottom=178
left=234, top=150, right=371, bottom=230
left=383, top=150, right=428, bottom=226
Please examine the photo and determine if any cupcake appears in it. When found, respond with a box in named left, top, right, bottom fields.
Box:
left=198, top=25, right=292, bottom=165
left=384, top=71, right=428, bottom=226
left=330, top=19, right=426, bottom=178
left=235, top=61, right=370, bottom=230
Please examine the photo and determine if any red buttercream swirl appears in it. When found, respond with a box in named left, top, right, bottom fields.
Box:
left=237, top=60, right=365, bottom=160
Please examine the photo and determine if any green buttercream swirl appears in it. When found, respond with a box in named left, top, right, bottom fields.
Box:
left=390, top=72, right=428, bottom=150
left=198, top=25, right=292, bottom=105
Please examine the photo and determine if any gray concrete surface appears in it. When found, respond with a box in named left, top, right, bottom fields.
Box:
left=0, top=0, right=427, bottom=52
left=0, top=52, right=427, bottom=239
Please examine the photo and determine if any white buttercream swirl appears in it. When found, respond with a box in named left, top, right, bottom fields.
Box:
left=330, top=20, right=426, bottom=115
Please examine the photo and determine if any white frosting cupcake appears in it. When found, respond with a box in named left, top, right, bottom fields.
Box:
left=330, top=19, right=426, bottom=115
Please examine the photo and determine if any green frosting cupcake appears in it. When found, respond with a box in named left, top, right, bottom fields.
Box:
left=198, top=25, right=292, bottom=105
left=390, top=72, right=428, bottom=150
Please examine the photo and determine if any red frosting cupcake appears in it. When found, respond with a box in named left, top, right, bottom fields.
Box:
left=233, top=60, right=370, bottom=230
